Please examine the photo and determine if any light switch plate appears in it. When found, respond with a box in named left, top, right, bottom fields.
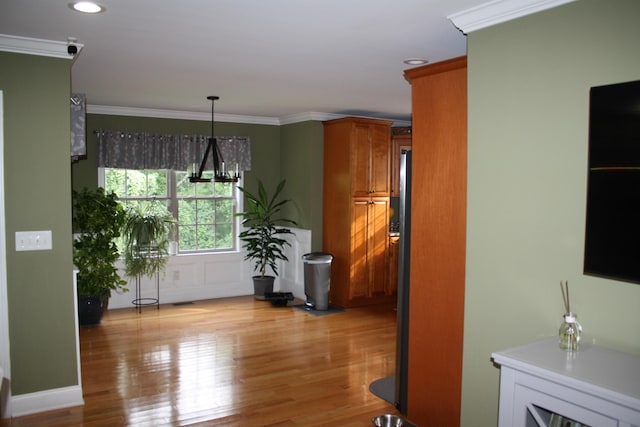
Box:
left=15, top=230, right=53, bottom=251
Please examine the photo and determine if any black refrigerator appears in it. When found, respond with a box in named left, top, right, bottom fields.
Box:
left=395, top=149, right=411, bottom=413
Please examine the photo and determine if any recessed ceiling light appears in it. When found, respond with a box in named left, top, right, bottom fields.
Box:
left=403, top=58, right=429, bottom=66
left=69, top=1, right=105, bottom=14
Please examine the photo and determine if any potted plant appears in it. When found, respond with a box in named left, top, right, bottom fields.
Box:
left=237, top=179, right=296, bottom=299
left=72, top=187, right=127, bottom=326
left=122, top=202, right=176, bottom=279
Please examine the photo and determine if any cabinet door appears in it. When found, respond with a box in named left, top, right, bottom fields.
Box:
left=351, top=123, right=390, bottom=197
left=350, top=198, right=370, bottom=298
left=370, top=125, right=391, bottom=196
left=350, top=197, right=389, bottom=299
left=369, top=198, right=390, bottom=296
left=352, top=124, right=374, bottom=197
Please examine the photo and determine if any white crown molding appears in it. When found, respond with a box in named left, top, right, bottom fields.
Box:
left=87, top=105, right=281, bottom=126
left=88, top=105, right=412, bottom=127
left=279, top=111, right=345, bottom=125
left=0, top=33, right=83, bottom=59
left=448, top=0, right=577, bottom=34
left=280, top=111, right=411, bottom=127
left=391, top=119, right=412, bottom=127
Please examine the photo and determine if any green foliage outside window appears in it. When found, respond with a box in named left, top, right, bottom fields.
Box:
left=103, top=168, right=236, bottom=253
left=175, top=171, right=234, bottom=251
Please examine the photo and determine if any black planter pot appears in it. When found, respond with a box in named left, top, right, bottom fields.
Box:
left=252, top=276, right=275, bottom=300
left=78, top=295, right=105, bottom=326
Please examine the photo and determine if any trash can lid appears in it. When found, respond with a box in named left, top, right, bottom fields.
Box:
left=302, top=252, right=333, bottom=263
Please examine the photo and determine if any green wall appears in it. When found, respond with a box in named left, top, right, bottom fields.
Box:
left=0, top=52, right=78, bottom=394
left=280, top=121, right=324, bottom=251
left=462, top=0, right=640, bottom=425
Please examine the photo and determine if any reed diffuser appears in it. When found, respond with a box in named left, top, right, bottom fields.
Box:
left=559, top=281, right=582, bottom=351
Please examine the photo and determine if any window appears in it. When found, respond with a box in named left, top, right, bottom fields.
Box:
left=101, top=168, right=238, bottom=253
left=175, top=171, right=235, bottom=252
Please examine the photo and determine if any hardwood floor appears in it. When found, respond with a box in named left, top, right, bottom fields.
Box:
left=1, top=296, right=400, bottom=426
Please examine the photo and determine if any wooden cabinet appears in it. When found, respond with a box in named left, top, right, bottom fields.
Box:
left=404, top=57, right=467, bottom=427
left=387, top=235, right=400, bottom=295
left=391, top=128, right=412, bottom=196
left=323, top=117, right=395, bottom=308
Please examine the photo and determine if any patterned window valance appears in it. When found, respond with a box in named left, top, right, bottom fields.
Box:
left=96, top=131, right=252, bottom=171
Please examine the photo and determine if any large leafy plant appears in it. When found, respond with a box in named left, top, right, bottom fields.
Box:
left=72, top=187, right=127, bottom=297
left=237, top=179, right=296, bottom=277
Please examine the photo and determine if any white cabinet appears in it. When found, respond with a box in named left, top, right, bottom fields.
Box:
left=492, top=338, right=640, bottom=427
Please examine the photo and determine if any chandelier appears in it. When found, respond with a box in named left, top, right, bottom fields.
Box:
left=189, top=96, right=240, bottom=183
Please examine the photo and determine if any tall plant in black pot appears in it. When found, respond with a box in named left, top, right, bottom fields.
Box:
left=237, top=179, right=296, bottom=299
left=72, top=187, right=127, bottom=326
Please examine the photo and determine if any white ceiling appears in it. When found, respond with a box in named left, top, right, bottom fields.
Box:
left=0, top=0, right=570, bottom=124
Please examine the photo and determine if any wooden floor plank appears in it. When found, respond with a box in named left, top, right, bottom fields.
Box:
left=1, top=296, right=400, bottom=426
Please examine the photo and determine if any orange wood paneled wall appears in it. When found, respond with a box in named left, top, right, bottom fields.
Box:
left=403, top=57, right=467, bottom=427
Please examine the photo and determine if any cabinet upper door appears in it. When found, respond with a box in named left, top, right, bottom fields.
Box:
left=351, top=124, right=372, bottom=197
left=370, top=125, right=391, bottom=196
left=351, top=123, right=390, bottom=197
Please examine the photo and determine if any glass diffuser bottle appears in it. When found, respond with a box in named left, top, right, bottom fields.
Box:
left=559, top=281, right=582, bottom=351
left=559, top=312, right=582, bottom=351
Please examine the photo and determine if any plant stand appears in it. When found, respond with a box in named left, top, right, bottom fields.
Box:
left=132, top=271, right=159, bottom=313
left=131, top=251, right=161, bottom=313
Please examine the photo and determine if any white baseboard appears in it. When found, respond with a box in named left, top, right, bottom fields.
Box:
left=10, top=385, right=83, bottom=417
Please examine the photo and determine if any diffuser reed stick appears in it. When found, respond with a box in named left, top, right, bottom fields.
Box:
left=560, top=281, right=570, bottom=313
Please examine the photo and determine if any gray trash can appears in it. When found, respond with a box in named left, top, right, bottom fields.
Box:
left=302, top=252, right=333, bottom=310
